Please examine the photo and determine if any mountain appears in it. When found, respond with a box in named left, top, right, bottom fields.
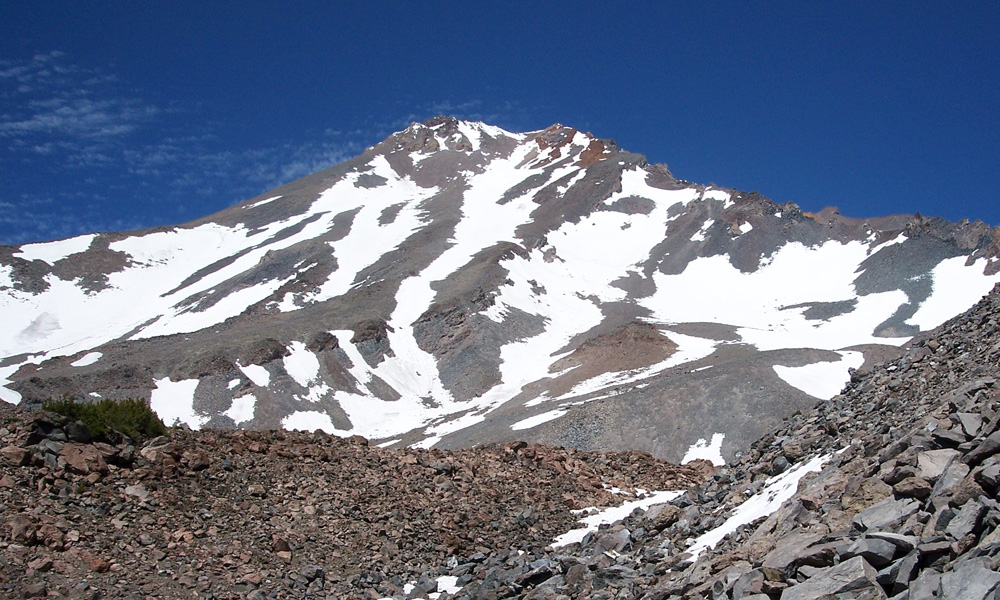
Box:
left=2, top=116, right=1000, bottom=462
left=2, top=279, right=999, bottom=599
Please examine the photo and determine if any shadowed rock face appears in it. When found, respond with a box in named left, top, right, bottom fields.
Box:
left=2, top=116, right=1000, bottom=461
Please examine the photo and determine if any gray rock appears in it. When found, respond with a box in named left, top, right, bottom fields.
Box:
left=760, top=532, right=826, bottom=580
left=957, top=412, right=983, bottom=437
left=866, top=531, right=918, bottom=553
left=841, top=536, right=898, bottom=568
left=917, top=449, right=962, bottom=482
left=778, top=556, right=884, bottom=600
left=909, top=570, right=942, bottom=600
left=945, top=499, right=988, bottom=540
left=966, top=431, right=1000, bottom=466
left=974, top=463, right=1000, bottom=491
left=731, top=569, right=765, bottom=600
left=878, top=549, right=919, bottom=596
left=594, top=527, right=631, bottom=553
left=930, top=459, right=971, bottom=500
left=854, top=497, right=921, bottom=532
left=939, top=564, right=1000, bottom=600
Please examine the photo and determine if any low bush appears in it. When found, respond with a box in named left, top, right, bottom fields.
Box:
left=42, top=396, right=166, bottom=443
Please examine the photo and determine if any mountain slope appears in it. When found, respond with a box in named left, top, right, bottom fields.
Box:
left=2, top=116, right=999, bottom=461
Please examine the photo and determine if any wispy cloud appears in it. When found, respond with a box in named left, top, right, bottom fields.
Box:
left=0, top=53, right=541, bottom=245
left=0, top=52, right=368, bottom=244
left=0, top=52, right=156, bottom=146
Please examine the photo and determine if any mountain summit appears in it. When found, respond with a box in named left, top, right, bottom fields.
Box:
left=2, top=117, right=999, bottom=461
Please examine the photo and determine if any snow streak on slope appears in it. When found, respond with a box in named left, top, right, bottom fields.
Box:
left=687, top=453, right=832, bottom=558
left=0, top=364, right=22, bottom=404
left=284, top=342, right=320, bottom=388
left=70, top=352, right=102, bottom=367
left=238, top=363, right=270, bottom=387
left=334, top=139, right=591, bottom=439
left=297, top=155, right=438, bottom=305
left=552, top=490, right=684, bottom=548
left=0, top=150, right=447, bottom=360
left=413, top=170, right=703, bottom=441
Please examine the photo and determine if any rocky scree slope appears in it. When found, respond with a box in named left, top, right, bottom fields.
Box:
left=3, top=117, right=1000, bottom=462
left=0, top=403, right=705, bottom=599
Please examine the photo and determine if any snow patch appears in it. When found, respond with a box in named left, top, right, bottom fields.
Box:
left=284, top=341, right=320, bottom=387
left=223, top=394, right=256, bottom=425
left=14, top=234, right=96, bottom=265
left=227, top=378, right=240, bottom=390
left=246, top=195, right=281, bottom=209
left=641, top=241, right=913, bottom=351
left=691, top=220, right=713, bottom=242
left=70, top=351, right=102, bottom=367
left=238, top=363, right=271, bottom=387
left=282, top=410, right=336, bottom=433
left=681, top=433, right=726, bottom=466
left=703, top=189, right=731, bottom=203
left=0, top=363, right=23, bottom=404
left=906, top=256, right=1000, bottom=330
left=773, top=351, right=864, bottom=400
left=552, top=490, right=684, bottom=548
left=150, top=377, right=207, bottom=430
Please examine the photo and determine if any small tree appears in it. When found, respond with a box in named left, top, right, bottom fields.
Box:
left=43, top=396, right=166, bottom=443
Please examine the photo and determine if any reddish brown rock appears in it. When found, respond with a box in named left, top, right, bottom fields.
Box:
left=59, top=443, right=108, bottom=475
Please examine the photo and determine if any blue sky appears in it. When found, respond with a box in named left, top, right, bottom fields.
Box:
left=1, top=2, right=998, bottom=245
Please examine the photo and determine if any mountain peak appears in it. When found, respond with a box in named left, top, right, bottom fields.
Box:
left=2, top=119, right=1000, bottom=463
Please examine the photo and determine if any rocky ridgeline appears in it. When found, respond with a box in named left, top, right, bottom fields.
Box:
left=0, top=406, right=705, bottom=599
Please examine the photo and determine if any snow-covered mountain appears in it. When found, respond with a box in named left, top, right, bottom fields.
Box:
left=2, top=116, right=999, bottom=462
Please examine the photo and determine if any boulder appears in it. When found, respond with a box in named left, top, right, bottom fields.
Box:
left=893, top=476, right=932, bottom=498
left=944, top=499, right=988, bottom=540
left=917, top=449, right=962, bottom=482
left=778, top=556, right=884, bottom=600
left=840, top=536, right=898, bottom=568
left=853, top=497, right=920, bottom=532
left=59, top=443, right=109, bottom=475
left=939, top=564, right=1000, bottom=600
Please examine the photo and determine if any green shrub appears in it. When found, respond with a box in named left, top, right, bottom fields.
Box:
left=43, top=396, right=166, bottom=443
